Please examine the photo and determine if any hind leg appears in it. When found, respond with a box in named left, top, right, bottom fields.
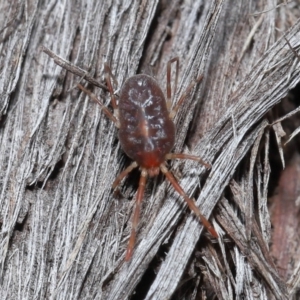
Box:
left=125, top=169, right=148, bottom=261
left=165, top=153, right=211, bottom=169
left=160, top=164, right=217, bottom=238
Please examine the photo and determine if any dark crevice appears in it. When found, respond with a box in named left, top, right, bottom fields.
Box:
left=26, top=180, right=44, bottom=190
left=170, top=235, right=218, bottom=300
left=0, top=78, right=19, bottom=127
left=131, top=223, right=179, bottom=300
left=26, top=158, right=65, bottom=190
left=137, top=1, right=179, bottom=74
left=136, top=3, right=162, bottom=73
left=268, top=81, right=300, bottom=197
left=48, top=158, right=65, bottom=181
left=130, top=260, right=156, bottom=300
left=0, top=105, right=8, bottom=127
left=14, top=210, right=29, bottom=232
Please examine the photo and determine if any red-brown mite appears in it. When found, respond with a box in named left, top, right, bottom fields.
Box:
left=77, top=58, right=218, bottom=261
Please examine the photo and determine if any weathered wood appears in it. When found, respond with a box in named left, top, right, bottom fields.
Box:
left=1, top=1, right=300, bottom=299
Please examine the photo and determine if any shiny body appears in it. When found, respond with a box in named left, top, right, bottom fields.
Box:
left=118, top=75, right=175, bottom=172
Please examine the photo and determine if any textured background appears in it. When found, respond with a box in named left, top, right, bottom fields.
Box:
left=1, top=1, right=300, bottom=299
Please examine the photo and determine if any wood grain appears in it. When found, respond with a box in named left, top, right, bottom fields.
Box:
left=1, top=1, right=300, bottom=299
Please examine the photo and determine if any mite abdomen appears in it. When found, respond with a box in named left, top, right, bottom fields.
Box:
left=118, top=74, right=175, bottom=168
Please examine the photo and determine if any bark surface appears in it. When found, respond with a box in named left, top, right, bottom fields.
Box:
left=1, top=1, right=300, bottom=299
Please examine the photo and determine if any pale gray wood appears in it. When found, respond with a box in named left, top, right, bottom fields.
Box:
left=1, top=0, right=300, bottom=299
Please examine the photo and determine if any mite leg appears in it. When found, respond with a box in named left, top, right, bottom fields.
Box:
left=104, top=64, right=118, bottom=110
left=112, top=161, right=139, bottom=189
left=160, top=164, right=218, bottom=238
left=166, top=57, right=179, bottom=111
left=125, top=169, right=148, bottom=261
left=77, top=84, right=120, bottom=127
left=169, top=75, right=203, bottom=119
left=165, top=153, right=211, bottom=169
